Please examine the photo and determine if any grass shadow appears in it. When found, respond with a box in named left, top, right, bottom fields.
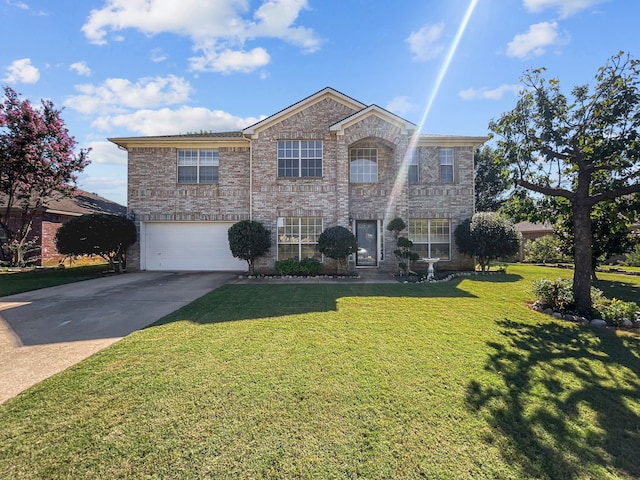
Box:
left=593, top=277, right=640, bottom=304
left=151, top=276, right=500, bottom=327
left=466, top=319, right=640, bottom=479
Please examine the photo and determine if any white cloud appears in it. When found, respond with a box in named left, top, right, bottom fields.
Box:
left=189, top=47, right=271, bottom=74
left=64, top=75, right=192, bottom=114
left=406, top=22, right=445, bottom=62
left=150, top=48, right=167, bottom=62
left=7, top=0, right=28, bottom=10
left=3, top=58, right=40, bottom=84
left=69, top=61, right=91, bottom=76
left=523, top=0, right=606, bottom=18
left=386, top=96, right=416, bottom=117
left=92, top=106, right=263, bottom=136
left=86, top=140, right=127, bottom=165
left=506, top=21, right=563, bottom=59
left=6, top=0, right=47, bottom=15
left=459, top=84, right=522, bottom=100
left=81, top=0, right=321, bottom=74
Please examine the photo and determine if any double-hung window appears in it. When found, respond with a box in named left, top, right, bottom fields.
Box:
left=408, top=219, right=451, bottom=260
left=277, top=140, right=322, bottom=178
left=439, top=148, right=454, bottom=183
left=177, top=149, right=219, bottom=184
left=408, top=149, right=419, bottom=184
left=350, top=148, right=378, bottom=183
left=277, top=217, right=323, bottom=261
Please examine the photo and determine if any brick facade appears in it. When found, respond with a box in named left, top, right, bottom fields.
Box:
left=115, top=88, right=486, bottom=273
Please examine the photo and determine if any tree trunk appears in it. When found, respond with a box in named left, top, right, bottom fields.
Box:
left=572, top=202, right=593, bottom=314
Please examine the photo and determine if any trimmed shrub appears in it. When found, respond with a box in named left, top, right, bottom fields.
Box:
left=533, top=278, right=639, bottom=325
left=592, top=289, right=639, bottom=325
left=317, top=226, right=357, bottom=273
left=532, top=278, right=574, bottom=311
left=274, top=258, right=321, bottom=276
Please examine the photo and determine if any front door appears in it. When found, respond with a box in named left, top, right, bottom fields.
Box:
left=356, top=220, right=378, bottom=267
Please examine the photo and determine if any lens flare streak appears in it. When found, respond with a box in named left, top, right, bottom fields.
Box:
left=384, top=0, right=479, bottom=225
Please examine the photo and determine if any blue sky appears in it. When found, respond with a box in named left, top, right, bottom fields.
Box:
left=1, top=0, right=638, bottom=206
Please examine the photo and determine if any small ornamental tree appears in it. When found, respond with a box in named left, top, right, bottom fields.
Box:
left=386, top=217, right=406, bottom=241
left=227, top=220, right=271, bottom=274
left=454, top=212, right=521, bottom=272
left=0, top=86, right=90, bottom=266
left=317, top=225, right=357, bottom=274
left=55, top=214, right=136, bottom=272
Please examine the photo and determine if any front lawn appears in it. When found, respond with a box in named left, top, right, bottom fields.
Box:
left=0, top=264, right=110, bottom=297
left=0, top=264, right=638, bottom=479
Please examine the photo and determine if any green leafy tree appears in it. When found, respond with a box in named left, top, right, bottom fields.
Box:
left=0, top=86, right=90, bottom=266
left=490, top=52, right=640, bottom=312
left=317, top=225, right=357, bottom=274
left=552, top=196, right=639, bottom=278
left=524, top=235, right=566, bottom=264
left=474, top=145, right=510, bottom=212
left=55, top=214, right=136, bottom=272
left=227, top=220, right=271, bottom=274
left=454, top=212, right=521, bottom=272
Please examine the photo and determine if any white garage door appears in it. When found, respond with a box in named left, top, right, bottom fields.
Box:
left=143, top=222, right=246, bottom=271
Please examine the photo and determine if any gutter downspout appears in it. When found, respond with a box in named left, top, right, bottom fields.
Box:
left=243, top=134, right=253, bottom=220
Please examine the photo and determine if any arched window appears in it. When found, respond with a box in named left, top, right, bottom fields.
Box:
left=350, top=148, right=377, bottom=183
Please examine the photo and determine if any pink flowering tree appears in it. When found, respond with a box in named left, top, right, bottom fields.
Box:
left=0, top=86, right=90, bottom=266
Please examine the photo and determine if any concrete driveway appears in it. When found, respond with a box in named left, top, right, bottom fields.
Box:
left=0, top=271, right=236, bottom=404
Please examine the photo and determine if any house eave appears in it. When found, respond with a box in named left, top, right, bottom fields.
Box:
left=415, top=135, right=489, bottom=148
left=108, top=135, right=249, bottom=150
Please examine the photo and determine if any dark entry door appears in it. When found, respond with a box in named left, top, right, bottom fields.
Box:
left=356, top=220, right=378, bottom=267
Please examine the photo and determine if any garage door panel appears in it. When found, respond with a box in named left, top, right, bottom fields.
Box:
left=144, top=222, right=245, bottom=271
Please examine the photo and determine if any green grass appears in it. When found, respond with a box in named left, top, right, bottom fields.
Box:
left=0, top=264, right=638, bottom=479
left=0, top=264, right=110, bottom=296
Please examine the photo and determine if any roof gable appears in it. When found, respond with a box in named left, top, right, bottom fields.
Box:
left=242, top=87, right=366, bottom=135
left=329, top=104, right=416, bottom=134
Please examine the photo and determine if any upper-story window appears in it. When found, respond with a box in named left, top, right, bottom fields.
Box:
left=408, top=149, right=419, bottom=184
left=277, top=140, right=323, bottom=178
left=439, top=148, right=454, bottom=183
left=177, top=149, right=219, bottom=184
left=350, top=148, right=378, bottom=183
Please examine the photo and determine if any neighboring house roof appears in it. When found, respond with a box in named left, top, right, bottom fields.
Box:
left=515, top=221, right=554, bottom=234
left=0, top=189, right=126, bottom=217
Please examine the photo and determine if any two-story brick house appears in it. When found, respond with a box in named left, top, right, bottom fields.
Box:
left=110, top=87, right=487, bottom=273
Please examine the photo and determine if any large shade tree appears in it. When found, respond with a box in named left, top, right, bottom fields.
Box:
left=474, top=145, right=510, bottom=212
left=490, top=52, right=640, bottom=313
left=0, top=86, right=90, bottom=266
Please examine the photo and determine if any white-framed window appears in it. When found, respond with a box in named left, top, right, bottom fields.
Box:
left=408, top=149, right=419, bottom=184
left=408, top=219, right=451, bottom=260
left=350, top=148, right=378, bottom=183
left=177, top=149, right=219, bottom=184
left=277, top=217, right=323, bottom=261
left=277, top=140, right=323, bottom=178
left=439, top=148, right=454, bottom=183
